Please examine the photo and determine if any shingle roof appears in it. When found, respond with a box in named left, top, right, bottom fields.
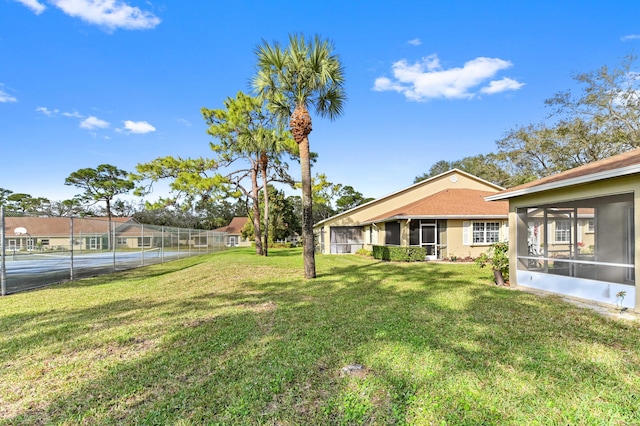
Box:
left=214, top=217, right=248, bottom=234
left=488, top=148, right=640, bottom=200
left=4, top=216, right=134, bottom=237
left=314, top=169, right=506, bottom=228
left=366, top=188, right=508, bottom=222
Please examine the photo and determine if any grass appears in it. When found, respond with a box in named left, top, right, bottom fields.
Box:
left=1, top=247, right=639, bottom=425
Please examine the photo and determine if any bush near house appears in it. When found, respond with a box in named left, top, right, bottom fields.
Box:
left=475, top=241, right=510, bottom=283
left=372, top=245, right=426, bottom=262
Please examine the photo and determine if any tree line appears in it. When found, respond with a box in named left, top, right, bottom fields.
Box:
left=414, top=54, right=640, bottom=187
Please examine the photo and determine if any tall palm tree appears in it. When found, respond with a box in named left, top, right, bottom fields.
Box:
left=253, top=34, right=346, bottom=278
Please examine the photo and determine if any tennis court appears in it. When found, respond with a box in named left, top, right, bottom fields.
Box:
left=1, top=248, right=194, bottom=294
left=1, top=213, right=228, bottom=295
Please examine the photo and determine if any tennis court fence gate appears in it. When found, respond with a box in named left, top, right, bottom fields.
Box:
left=0, top=207, right=228, bottom=295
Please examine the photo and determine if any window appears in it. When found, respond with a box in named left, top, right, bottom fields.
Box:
left=555, top=221, right=571, bottom=242
left=40, top=239, right=50, bottom=247
left=385, top=222, right=400, bottom=246
left=330, top=227, right=364, bottom=253
left=587, top=220, right=595, bottom=233
left=473, top=222, right=500, bottom=244
left=116, top=237, right=127, bottom=246
left=137, top=237, right=152, bottom=248
left=194, top=236, right=208, bottom=247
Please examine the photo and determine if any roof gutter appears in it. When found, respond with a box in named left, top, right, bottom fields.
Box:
left=358, top=214, right=508, bottom=226
left=485, top=164, right=640, bottom=201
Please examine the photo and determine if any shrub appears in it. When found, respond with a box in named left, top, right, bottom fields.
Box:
left=475, top=241, right=509, bottom=282
left=270, top=242, right=294, bottom=249
left=355, top=248, right=372, bottom=257
left=372, top=245, right=426, bottom=262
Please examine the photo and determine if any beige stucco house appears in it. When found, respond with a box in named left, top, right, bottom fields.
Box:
left=214, top=217, right=252, bottom=247
left=486, top=149, right=640, bottom=309
left=4, top=216, right=136, bottom=251
left=314, top=169, right=509, bottom=260
left=4, top=216, right=227, bottom=251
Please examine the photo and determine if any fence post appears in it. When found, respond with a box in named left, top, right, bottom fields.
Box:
left=70, top=217, right=74, bottom=282
left=161, top=226, right=165, bottom=263
left=141, top=224, right=145, bottom=266
left=1, top=206, right=6, bottom=296
left=112, top=220, right=116, bottom=272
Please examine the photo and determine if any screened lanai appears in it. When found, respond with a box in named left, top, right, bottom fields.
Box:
left=486, top=148, right=640, bottom=309
left=516, top=193, right=634, bottom=286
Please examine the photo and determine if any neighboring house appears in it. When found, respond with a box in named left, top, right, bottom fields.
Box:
left=3, top=216, right=136, bottom=251
left=214, top=217, right=251, bottom=247
left=4, top=216, right=227, bottom=251
left=486, top=149, right=640, bottom=309
left=314, top=169, right=509, bottom=260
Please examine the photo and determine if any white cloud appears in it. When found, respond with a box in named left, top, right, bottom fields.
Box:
left=36, top=107, right=157, bottom=135
left=37, top=106, right=85, bottom=118
left=13, top=0, right=46, bottom=14
left=408, top=38, right=422, bottom=46
left=121, top=120, right=156, bottom=134
left=621, top=34, right=640, bottom=41
left=80, top=115, right=110, bottom=129
left=15, top=0, right=160, bottom=30
left=61, top=110, right=83, bottom=118
left=373, top=54, right=524, bottom=101
left=480, top=77, right=525, bottom=94
left=51, top=0, right=161, bottom=30
left=0, top=87, right=18, bottom=103
left=177, top=118, right=192, bottom=127
left=36, top=106, right=59, bottom=115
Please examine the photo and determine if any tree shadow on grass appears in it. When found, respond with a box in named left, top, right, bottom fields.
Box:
left=3, top=254, right=640, bottom=424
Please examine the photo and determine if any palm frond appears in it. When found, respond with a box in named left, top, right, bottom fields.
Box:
left=251, top=33, right=346, bottom=127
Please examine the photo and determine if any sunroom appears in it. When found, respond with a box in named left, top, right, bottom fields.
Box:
left=486, top=149, right=640, bottom=309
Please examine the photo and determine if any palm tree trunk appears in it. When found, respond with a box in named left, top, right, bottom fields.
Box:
left=299, top=135, right=316, bottom=278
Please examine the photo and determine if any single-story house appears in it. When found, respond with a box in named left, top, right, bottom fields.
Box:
left=3, top=216, right=136, bottom=251
left=3, top=216, right=227, bottom=251
left=214, top=217, right=251, bottom=247
left=314, top=169, right=509, bottom=260
left=486, top=149, right=640, bottom=309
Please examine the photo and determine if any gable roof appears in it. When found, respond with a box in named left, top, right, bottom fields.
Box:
left=214, top=217, right=248, bottom=234
left=486, top=148, right=640, bottom=201
left=364, top=188, right=508, bottom=223
left=315, top=169, right=505, bottom=227
left=4, top=216, right=135, bottom=237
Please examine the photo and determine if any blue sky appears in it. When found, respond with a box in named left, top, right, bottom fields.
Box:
left=1, top=0, right=640, bottom=205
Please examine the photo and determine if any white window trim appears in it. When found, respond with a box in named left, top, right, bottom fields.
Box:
left=554, top=220, right=571, bottom=243
left=464, top=221, right=504, bottom=246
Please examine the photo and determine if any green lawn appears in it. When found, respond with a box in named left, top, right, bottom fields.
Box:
left=1, top=248, right=639, bottom=425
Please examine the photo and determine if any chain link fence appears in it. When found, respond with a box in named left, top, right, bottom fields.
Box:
left=0, top=208, right=228, bottom=295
